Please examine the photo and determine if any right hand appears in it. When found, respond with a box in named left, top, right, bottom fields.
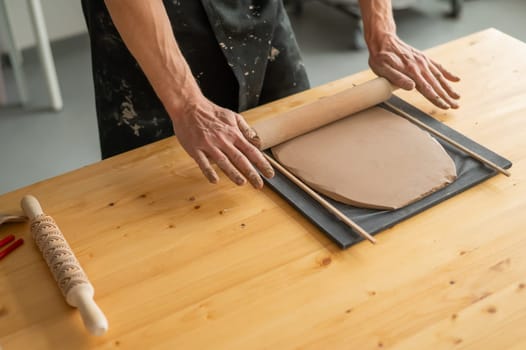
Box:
left=366, top=32, right=461, bottom=110
left=171, top=96, right=274, bottom=189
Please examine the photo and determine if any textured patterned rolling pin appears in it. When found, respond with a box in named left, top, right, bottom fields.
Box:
left=21, top=195, right=108, bottom=336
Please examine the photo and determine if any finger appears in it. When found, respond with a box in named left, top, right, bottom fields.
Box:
left=223, top=144, right=264, bottom=189
left=235, top=138, right=274, bottom=179
left=373, top=63, right=415, bottom=90
left=409, top=67, right=450, bottom=110
left=404, top=59, right=450, bottom=109
left=428, top=63, right=461, bottom=100
left=419, top=65, right=459, bottom=109
left=194, top=150, right=219, bottom=184
left=208, top=148, right=247, bottom=186
left=415, top=80, right=451, bottom=110
left=430, top=59, right=460, bottom=82
left=236, top=115, right=263, bottom=149
left=235, top=114, right=274, bottom=178
left=235, top=114, right=258, bottom=143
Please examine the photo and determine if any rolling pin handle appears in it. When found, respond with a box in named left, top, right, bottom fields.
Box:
left=21, top=195, right=44, bottom=220
left=67, top=284, right=109, bottom=336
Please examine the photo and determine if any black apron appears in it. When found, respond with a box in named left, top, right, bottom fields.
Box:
left=82, top=0, right=309, bottom=158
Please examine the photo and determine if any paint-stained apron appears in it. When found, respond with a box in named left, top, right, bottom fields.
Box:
left=82, top=0, right=309, bottom=158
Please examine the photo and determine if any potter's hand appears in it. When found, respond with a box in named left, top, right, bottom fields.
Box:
left=367, top=33, right=461, bottom=109
left=172, top=97, right=274, bottom=189
left=103, top=1, right=273, bottom=188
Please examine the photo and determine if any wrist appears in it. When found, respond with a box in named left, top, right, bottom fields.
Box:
left=160, top=76, right=205, bottom=121
left=365, top=30, right=397, bottom=54
left=167, top=89, right=203, bottom=118
left=360, top=0, right=397, bottom=51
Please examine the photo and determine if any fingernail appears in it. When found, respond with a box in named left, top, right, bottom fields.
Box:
left=250, top=175, right=263, bottom=189
left=443, top=98, right=457, bottom=109
left=263, top=166, right=274, bottom=178
left=436, top=97, right=449, bottom=109
left=206, top=170, right=218, bottom=184
left=251, top=135, right=261, bottom=148
left=236, top=177, right=246, bottom=186
left=404, top=81, right=415, bottom=90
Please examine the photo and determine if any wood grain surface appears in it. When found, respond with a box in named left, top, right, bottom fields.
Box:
left=1, top=29, right=525, bottom=349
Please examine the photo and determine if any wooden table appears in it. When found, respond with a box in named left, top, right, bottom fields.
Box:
left=1, top=28, right=525, bottom=349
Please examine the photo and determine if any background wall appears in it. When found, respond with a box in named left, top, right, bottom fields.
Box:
left=1, top=0, right=87, bottom=50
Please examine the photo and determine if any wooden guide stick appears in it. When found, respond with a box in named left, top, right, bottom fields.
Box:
left=264, top=154, right=377, bottom=244
left=21, top=195, right=109, bottom=336
left=383, top=101, right=511, bottom=177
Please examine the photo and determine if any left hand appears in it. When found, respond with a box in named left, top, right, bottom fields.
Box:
left=367, top=33, right=461, bottom=110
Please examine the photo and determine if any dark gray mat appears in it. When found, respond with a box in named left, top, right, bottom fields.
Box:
left=264, top=95, right=513, bottom=249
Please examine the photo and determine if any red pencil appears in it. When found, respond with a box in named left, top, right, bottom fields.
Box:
left=0, top=234, right=15, bottom=248
left=0, top=238, right=24, bottom=260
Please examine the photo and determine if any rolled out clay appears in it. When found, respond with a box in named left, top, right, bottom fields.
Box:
left=271, top=107, right=457, bottom=210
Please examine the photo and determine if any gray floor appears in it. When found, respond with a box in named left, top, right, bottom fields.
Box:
left=1, top=0, right=525, bottom=195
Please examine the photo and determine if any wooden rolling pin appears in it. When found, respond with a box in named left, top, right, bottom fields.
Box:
left=251, top=77, right=394, bottom=150
left=21, top=195, right=108, bottom=336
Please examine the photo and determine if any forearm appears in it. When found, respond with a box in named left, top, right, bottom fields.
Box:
left=358, top=0, right=396, bottom=49
left=104, top=0, right=201, bottom=118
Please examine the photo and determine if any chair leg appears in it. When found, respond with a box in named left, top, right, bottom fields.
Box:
left=448, top=0, right=463, bottom=18
left=0, top=61, right=6, bottom=105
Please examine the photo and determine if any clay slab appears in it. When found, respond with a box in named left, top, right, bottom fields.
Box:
left=272, top=107, right=457, bottom=210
